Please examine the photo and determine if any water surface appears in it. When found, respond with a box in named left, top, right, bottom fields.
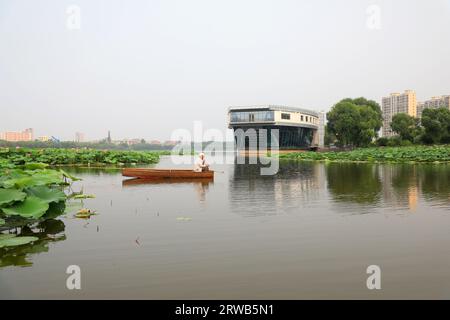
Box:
left=1, top=156, right=450, bottom=299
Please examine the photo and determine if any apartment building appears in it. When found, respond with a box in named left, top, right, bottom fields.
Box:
left=0, top=128, right=34, bottom=142
left=382, top=90, right=417, bottom=137
left=417, top=95, right=450, bottom=118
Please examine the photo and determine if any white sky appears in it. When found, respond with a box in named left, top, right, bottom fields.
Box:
left=1, top=0, right=450, bottom=141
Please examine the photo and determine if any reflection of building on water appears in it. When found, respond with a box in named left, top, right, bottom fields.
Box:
left=228, top=161, right=443, bottom=217
left=408, top=186, right=418, bottom=211
left=228, top=160, right=325, bottom=217
left=320, top=163, right=423, bottom=213
left=379, top=165, right=419, bottom=212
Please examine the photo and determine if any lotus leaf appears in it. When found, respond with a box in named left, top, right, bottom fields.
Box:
left=2, top=196, right=49, bottom=219
left=0, top=234, right=16, bottom=241
left=0, top=234, right=39, bottom=248
left=0, top=188, right=26, bottom=206
left=23, top=163, right=49, bottom=170
left=26, top=186, right=66, bottom=204
left=73, top=194, right=95, bottom=199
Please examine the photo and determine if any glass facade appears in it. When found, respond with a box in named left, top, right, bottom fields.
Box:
left=230, top=111, right=275, bottom=123
left=233, top=125, right=314, bottom=150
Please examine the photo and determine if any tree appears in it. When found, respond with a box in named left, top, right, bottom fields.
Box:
left=340, top=97, right=383, bottom=133
left=390, top=113, right=419, bottom=142
left=421, top=107, right=450, bottom=144
left=327, top=98, right=383, bottom=147
left=324, top=125, right=336, bottom=146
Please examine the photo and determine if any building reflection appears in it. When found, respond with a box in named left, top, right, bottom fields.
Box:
left=229, top=157, right=325, bottom=217
left=380, top=164, right=419, bottom=211
left=228, top=160, right=449, bottom=217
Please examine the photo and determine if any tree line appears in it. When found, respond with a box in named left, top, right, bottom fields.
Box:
left=0, top=140, right=174, bottom=151
left=325, top=97, right=450, bottom=147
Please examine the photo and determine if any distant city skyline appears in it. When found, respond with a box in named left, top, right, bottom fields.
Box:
left=1, top=0, right=450, bottom=140
left=2, top=88, right=450, bottom=142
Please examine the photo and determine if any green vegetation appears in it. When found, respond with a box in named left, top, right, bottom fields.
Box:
left=0, top=234, right=39, bottom=248
left=0, top=162, right=79, bottom=238
left=0, top=146, right=167, bottom=235
left=383, top=107, right=450, bottom=146
left=326, top=98, right=450, bottom=148
left=0, top=148, right=167, bottom=166
left=280, top=145, right=450, bottom=163
left=0, top=219, right=66, bottom=267
left=390, top=113, right=422, bottom=143
left=0, top=140, right=175, bottom=151
left=326, top=97, right=383, bottom=147
left=421, top=107, right=450, bottom=144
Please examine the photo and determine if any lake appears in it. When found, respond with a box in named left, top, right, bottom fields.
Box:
left=1, top=156, right=450, bottom=299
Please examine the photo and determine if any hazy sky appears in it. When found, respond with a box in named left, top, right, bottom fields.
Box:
left=1, top=0, right=450, bottom=141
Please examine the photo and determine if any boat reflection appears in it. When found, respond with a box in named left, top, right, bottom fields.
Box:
left=122, top=177, right=214, bottom=186
left=122, top=178, right=213, bottom=202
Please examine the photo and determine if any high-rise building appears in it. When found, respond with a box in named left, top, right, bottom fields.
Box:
left=382, top=90, right=417, bottom=137
left=75, top=132, right=85, bottom=143
left=417, top=95, right=450, bottom=118
left=0, top=128, right=34, bottom=142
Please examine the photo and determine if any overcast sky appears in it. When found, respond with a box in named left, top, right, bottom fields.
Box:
left=1, top=0, right=450, bottom=141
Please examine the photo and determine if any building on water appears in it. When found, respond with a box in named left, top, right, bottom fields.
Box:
left=228, top=105, right=324, bottom=150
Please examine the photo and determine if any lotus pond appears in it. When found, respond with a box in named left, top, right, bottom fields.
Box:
left=0, top=148, right=167, bottom=167
left=279, top=145, right=450, bottom=163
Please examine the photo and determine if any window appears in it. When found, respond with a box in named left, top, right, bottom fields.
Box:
left=230, top=111, right=274, bottom=123
left=301, top=115, right=304, bottom=121
left=281, top=113, right=291, bottom=120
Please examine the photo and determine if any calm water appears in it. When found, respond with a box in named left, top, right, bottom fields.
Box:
left=1, top=156, right=450, bottom=299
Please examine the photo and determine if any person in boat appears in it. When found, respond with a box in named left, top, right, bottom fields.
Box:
left=194, top=152, right=209, bottom=172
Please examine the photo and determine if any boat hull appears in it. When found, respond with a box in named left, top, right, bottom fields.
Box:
left=122, top=168, right=214, bottom=179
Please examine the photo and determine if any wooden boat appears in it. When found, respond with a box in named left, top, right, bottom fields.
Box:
left=122, top=168, right=214, bottom=179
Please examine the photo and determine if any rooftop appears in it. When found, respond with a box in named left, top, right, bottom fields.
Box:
left=228, top=105, right=319, bottom=117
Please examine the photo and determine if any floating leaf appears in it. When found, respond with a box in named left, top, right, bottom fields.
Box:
left=0, top=188, right=26, bottom=207
left=2, top=196, right=49, bottom=219
left=0, top=235, right=39, bottom=248
left=0, top=234, right=16, bottom=241
left=73, top=194, right=95, bottom=199
left=26, top=186, right=66, bottom=204
left=74, top=208, right=97, bottom=219
left=176, top=217, right=192, bottom=222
